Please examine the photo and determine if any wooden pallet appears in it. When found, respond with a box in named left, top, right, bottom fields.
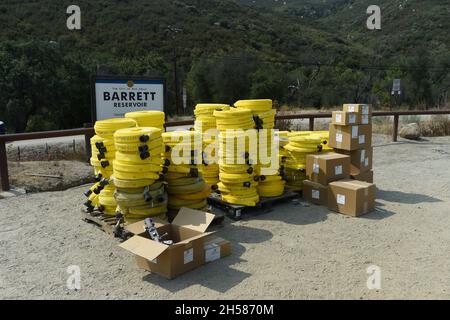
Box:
left=207, top=190, right=300, bottom=220
left=81, top=209, right=131, bottom=240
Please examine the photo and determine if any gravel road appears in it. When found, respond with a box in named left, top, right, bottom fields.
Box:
left=1, top=135, right=450, bottom=299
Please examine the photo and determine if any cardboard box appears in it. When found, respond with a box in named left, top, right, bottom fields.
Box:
left=359, top=113, right=372, bottom=125
left=329, top=124, right=367, bottom=151
left=328, top=179, right=376, bottom=217
left=332, top=111, right=359, bottom=126
left=335, top=147, right=373, bottom=176
left=203, top=235, right=231, bottom=263
left=120, top=208, right=217, bottom=279
left=343, top=104, right=372, bottom=115
left=302, top=180, right=328, bottom=206
left=358, top=124, right=372, bottom=147
left=351, top=170, right=374, bottom=183
left=306, top=152, right=350, bottom=185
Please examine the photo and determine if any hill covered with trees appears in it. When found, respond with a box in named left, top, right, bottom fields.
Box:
left=0, top=0, right=448, bottom=132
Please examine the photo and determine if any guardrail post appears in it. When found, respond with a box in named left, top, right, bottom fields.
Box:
left=309, top=117, right=315, bottom=131
left=393, top=114, right=399, bottom=142
left=0, top=141, right=10, bottom=191
left=84, top=132, right=93, bottom=162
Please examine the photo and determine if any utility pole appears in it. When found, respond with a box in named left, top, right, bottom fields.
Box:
left=167, top=25, right=183, bottom=116
left=173, top=53, right=180, bottom=116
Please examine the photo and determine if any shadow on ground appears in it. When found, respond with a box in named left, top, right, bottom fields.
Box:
left=245, top=201, right=329, bottom=226
left=377, top=189, right=442, bottom=204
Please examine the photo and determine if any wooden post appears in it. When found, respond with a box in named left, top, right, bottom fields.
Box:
left=393, top=114, right=399, bottom=142
left=309, top=117, right=315, bottom=131
left=0, top=141, right=10, bottom=191
left=85, top=133, right=93, bottom=162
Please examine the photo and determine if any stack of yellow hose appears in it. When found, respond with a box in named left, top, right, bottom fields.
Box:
left=112, top=127, right=168, bottom=223
left=234, top=99, right=285, bottom=198
left=193, top=104, right=230, bottom=188
left=125, top=110, right=165, bottom=131
left=281, top=131, right=325, bottom=191
left=162, top=131, right=209, bottom=211
left=83, top=118, right=137, bottom=215
left=214, top=108, right=260, bottom=206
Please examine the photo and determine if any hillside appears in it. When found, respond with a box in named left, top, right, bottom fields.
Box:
left=236, top=0, right=450, bottom=59
left=0, top=0, right=448, bottom=133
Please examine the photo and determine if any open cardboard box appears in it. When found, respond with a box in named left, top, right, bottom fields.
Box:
left=119, top=208, right=228, bottom=279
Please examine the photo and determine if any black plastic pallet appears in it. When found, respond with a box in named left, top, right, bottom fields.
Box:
left=207, top=191, right=300, bottom=220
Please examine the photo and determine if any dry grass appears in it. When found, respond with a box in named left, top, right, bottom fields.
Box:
left=419, top=115, right=450, bottom=137
left=372, top=115, right=450, bottom=137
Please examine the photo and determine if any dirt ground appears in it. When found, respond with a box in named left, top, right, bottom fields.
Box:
left=8, top=160, right=94, bottom=193
left=1, top=134, right=450, bottom=300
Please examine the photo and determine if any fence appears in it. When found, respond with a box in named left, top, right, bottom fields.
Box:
left=1, top=110, right=449, bottom=191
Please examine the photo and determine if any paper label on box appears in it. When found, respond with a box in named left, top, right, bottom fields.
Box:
left=335, top=165, right=343, bottom=176
left=336, top=133, right=343, bottom=143
left=337, top=194, right=346, bottom=205
left=335, top=114, right=342, bottom=123
left=205, top=244, right=221, bottom=263
left=312, top=189, right=320, bottom=200
left=359, top=135, right=365, bottom=145
left=184, top=248, right=193, bottom=264
left=361, top=115, right=369, bottom=124
left=351, top=126, right=358, bottom=139
left=347, top=105, right=355, bottom=112
left=364, top=157, right=369, bottom=167
left=349, top=114, right=356, bottom=124
left=360, top=150, right=366, bottom=163
left=362, top=105, right=369, bottom=114
left=313, top=163, right=320, bottom=174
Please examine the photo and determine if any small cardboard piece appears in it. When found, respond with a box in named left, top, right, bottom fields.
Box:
left=335, top=147, right=373, bottom=176
left=306, top=152, right=350, bottom=185
left=302, top=180, right=328, bottom=206
left=351, top=170, right=374, bottom=183
left=119, top=208, right=216, bottom=279
left=328, top=179, right=376, bottom=217
left=332, top=111, right=359, bottom=126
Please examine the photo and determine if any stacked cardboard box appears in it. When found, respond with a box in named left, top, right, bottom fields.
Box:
left=333, top=104, right=373, bottom=183
left=303, top=104, right=376, bottom=217
left=303, top=152, right=350, bottom=206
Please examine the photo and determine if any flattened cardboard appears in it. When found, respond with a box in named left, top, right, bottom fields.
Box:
left=172, top=207, right=215, bottom=233
left=332, top=111, right=359, bottom=126
left=335, top=147, right=373, bottom=176
left=306, top=152, right=350, bottom=185
left=328, top=179, right=375, bottom=217
left=343, top=104, right=372, bottom=115
left=351, top=170, right=374, bottom=183
left=302, top=180, right=328, bottom=206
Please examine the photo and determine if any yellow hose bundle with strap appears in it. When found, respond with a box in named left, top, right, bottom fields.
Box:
left=124, top=110, right=165, bottom=130
left=94, top=118, right=137, bottom=139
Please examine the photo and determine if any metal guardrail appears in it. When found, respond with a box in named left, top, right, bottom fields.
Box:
left=1, top=109, right=449, bottom=191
